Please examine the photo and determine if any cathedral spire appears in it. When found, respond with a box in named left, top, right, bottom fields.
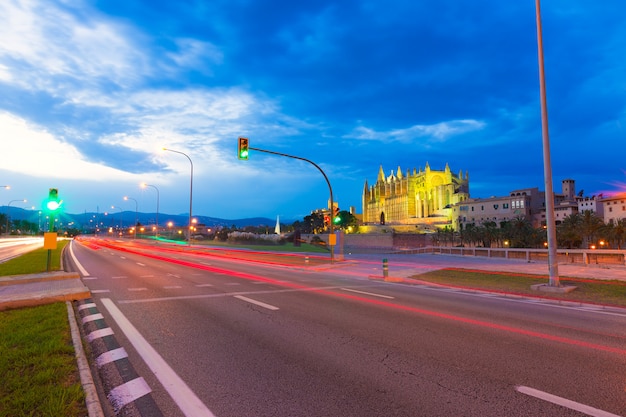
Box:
left=377, top=165, right=385, bottom=183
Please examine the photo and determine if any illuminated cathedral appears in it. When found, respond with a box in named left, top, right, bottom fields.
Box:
left=362, top=163, right=470, bottom=225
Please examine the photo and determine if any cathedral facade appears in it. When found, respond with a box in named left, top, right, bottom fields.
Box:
left=362, top=163, right=470, bottom=225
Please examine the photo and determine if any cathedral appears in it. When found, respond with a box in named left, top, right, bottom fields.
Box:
left=362, top=163, right=470, bottom=225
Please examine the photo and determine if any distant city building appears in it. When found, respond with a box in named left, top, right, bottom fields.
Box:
left=362, top=163, right=469, bottom=226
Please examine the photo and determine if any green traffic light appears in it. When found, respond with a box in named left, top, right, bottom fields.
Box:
left=46, top=200, right=60, bottom=211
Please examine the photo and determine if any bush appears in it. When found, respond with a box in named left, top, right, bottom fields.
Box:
left=227, top=231, right=285, bottom=245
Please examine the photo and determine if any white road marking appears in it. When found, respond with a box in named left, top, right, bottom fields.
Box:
left=164, top=286, right=182, bottom=289
left=120, top=256, right=126, bottom=260
left=128, top=287, right=148, bottom=292
left=118, top=285, right=342, bottom=304
left=91, top=289, right=111, bottom=294
left=83, top=277, right=98, bottom=280
left=82, top=313, right=104, bottom=324
left=107, top=377, right=152, bottom=413
left=136, top=262, right=146, bottom=266
left=516, top=385, right=621, bottom=417
left=112, top=276, right=128, bottom=279
left=69, top=240, right=90, bottom=276
left=96, top=347, right=128, bottom=368
left=341, top=288, right=395, bottom=299
left=100, top=298, right=216, bottom=417
left=87, top=327, right=114, bottom=342
left=195, top=284, right=214, bottom=287
left=234, top=295, right=279, bottom=311
left=78, top=303, right=97, bottom=311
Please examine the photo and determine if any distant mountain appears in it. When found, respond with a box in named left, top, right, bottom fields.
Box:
left=0, top=206, right=291, bottom=230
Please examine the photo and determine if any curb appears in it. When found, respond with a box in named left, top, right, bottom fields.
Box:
left=74, top=298, right=164, bottom=417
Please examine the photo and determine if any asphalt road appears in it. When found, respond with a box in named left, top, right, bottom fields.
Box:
left=68, top=237, right=626, bottom=417
left=0, top=237, right=43, bottom=263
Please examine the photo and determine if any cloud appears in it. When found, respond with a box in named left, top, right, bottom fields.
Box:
left=346, top=119, right=486, bottom=144
left=0, top=111, right=145, bottom=181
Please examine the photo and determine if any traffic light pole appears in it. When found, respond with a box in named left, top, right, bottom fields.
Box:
left=248, top=146, right=336, bottom=263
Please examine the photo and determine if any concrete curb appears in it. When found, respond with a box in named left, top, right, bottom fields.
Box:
left=67, top=301, right=105, bottom=417
left=74, top=298, right=164, bottom=417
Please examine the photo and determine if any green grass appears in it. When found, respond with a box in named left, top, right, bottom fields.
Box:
left=0, top=303, right=86, bottom=417
left=0, top=240, right=69, bottom=276
left=412, top=268, right=626, bottom=307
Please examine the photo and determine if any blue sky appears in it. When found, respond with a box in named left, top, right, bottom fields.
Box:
left=1, top=0, right=625, bottom=221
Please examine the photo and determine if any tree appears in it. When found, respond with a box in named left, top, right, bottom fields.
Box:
left=332, top=210, right=358, bottom=232
left=579, top=210, right=605, bottom=248
left=558, top=213, right=583, bottom=248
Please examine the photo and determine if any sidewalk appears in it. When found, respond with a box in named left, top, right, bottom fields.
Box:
left=0, top=271, right=90, bottom=311
left=339, top=252, right=626, bottom=282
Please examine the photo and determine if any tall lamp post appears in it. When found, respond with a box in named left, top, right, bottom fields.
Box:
left=6, top=199, right=27, bottom=235
left=141, top=183, right=160, bottom=237
left=124, top=196, right=139, bottom=239
left=111, top=206, right=123, bottom=235
left=535, top=0, right=559, bottom=287
left=163, top=148, right=193, bottom=245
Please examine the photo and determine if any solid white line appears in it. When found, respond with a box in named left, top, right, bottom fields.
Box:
left=100, top=298, right=216, bottom=417
left=107, top=377, right=152, bottom=413
left=69, top=240, right=90, bottom=276
left=516, top=386, right=621, bottom=417
left=341, top=288, right=395, bottom=299
left=234, top=295, right=279, bottom=311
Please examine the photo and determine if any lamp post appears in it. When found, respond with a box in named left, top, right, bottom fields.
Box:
left=535, top=0, right=559, bottom=287
left=124, top=196, right=138, bottom=239
left=6, top=199, right=27, bottom=235
left=141, top=183, right=160, bottom=237
left=163, top=148, right=193, bottom=245
left=111, top=206, right=123, bottom=235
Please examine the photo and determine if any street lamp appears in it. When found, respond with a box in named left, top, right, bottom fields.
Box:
left=6, top=199, right=27, bottom=235
left=124, top=196, right=138, bottom=239
left=111, top=206, right=123, bottom=234
left=535, top=0, right=559, bottom=286
left=163, top=148, right=193, bottom=244
left=141, top=183, right=160, bottom=237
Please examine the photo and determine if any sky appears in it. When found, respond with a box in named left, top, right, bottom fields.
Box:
left=1, top=0, right=625, bottom=222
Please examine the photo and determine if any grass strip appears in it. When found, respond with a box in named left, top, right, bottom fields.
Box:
left=0, top=240, right=69, bottom=276
left=0, top=302, right=86, bottom=417
left=411, top=268, right=626, bottom=307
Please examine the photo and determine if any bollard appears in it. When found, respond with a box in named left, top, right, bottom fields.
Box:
left=382, top=258, right=388, bottom=278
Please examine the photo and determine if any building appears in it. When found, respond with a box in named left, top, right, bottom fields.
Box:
left=453, top=179, right=589, bottom=230
left=600, top=193, right=626, bottom=224
left=362, top=163, right=469, bottom=226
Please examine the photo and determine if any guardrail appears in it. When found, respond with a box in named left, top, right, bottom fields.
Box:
left=396, top=246, right=626, bottom=267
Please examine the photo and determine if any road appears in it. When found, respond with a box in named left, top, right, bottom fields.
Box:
left=67, top=237, right=626, bottom=417
left=0, top=237, right=43, bottom=263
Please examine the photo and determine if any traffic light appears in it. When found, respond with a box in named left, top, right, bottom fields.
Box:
left=238, top=137, right=249, bottom=160
left=44, top=188, right=62, bottom=213
left=333, top=207, right=341, bottom=224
